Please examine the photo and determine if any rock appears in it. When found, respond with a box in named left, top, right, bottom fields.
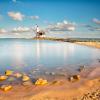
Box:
left=73, top=75, right=80, bottom=80
left=0, top=75, right=8, bottom=81
left=35, top=78, right=48, bottom=85
left=69, top=76, right=74, bottom=82
left=0, top=85, right=12, bottom=91
left=78, top=65, right=85, bottom=72
left=5, top=70, right=13, bottom=76
left=81, top=89, right=100, bottom=100
left=50, top=72, right=55, bottom=75
left=45, top=72, right=55, bottom=75
left=13, top=73, right=22, bottom=78
left=22, top=75, right=30, bottom=81
left=69, top=75, right=80, bottom=82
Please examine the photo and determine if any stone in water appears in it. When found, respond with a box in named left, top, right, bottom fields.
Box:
left=5, top=70, right=13, bottom=76
left=0, top=85, right=12, bottom=91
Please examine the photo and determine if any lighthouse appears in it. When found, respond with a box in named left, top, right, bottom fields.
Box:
left=35, top=25, right=45, bottom=38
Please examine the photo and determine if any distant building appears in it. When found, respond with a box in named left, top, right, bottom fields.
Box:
left=35, top=25, right=45, bottom=38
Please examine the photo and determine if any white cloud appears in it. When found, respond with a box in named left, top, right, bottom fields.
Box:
left=47, top=20, right=76, bottom=31
left=0, top=29, right=7, bottom=33
left=63, top=20, right=68, bottom=24
left=12, top=27, right=30, bottom=32
left=81, top=24, right=100, bottom=31
left=8, top=12, right=25, bottom=21
left=93, top=18, right=100, bottom=24
left=8, top=12, right=40, bottom=21
left=30, top=16, right=39, bottom=20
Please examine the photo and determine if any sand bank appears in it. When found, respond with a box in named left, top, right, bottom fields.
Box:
left=75, top=42, right=100, bottom=49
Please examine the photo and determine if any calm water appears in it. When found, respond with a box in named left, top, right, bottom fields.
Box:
left=0, top=39, right=100, bottom=73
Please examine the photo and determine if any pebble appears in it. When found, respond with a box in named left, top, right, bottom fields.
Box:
left=78, top=65, right=85, bottom=72
left=13, top=73, right=22, bottom=78
left=0, top=75, right=8, bottom=81
left=35, top=78, right=48, bottom=85
left=80, top=89, right=100, bottom=100
left=22, top=75, right=30, bottom=81
left=0, top=85, right=12, bottom=91
left=5, top=70, right=13, bottom=76
left=69, top=75, right=80, bottom=82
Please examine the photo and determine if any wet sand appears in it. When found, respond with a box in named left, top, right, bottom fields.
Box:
left=0, top=66, right=100, bottom=100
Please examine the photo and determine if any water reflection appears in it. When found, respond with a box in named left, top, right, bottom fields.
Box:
left=0, top=39, right=100, bottom=72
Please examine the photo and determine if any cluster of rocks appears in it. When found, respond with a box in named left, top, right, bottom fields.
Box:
left=0, top=70, right=49, bottom=92
left=80, top=89, right=100, bottom=100
left=0, top=69, right=82, bottom=92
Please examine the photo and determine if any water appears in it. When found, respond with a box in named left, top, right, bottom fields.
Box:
left=0, top=39, right=100, bottom=73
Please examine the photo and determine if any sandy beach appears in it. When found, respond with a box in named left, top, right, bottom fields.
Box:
left=0, top=65, right=100, bottom=100
left=75, top=42, right=100, bottom=49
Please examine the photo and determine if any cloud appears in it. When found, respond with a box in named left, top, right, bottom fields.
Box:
left=30, top=16, right=39, bottom=20
left=8, top=12, right=25, bottom=21
left=81, top=24, right=100, bottom=31
left=93, top=18, right=100, bottom=24
left=0, top=29, right=7, bottom=33
left=47, top=20, right=76, bottom=32
left=8, top=12, right=40, bottom=21
left=12, top=27, right=30, bottom=32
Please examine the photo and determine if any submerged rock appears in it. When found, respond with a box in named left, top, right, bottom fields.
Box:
left=78, top=65, right=85, bottom=72
left=0, top=85, right=12, bottom=91
left=35, top=78, right=48, bottom=85
left=0, top=75, right=8, bottom=81
left=5, top=70, right=13, bottom=76
left=22, top=75, right=30, bottom=81
left=13, top=73, right=22, bottom=78
left=69, top=75, right=80, bottom=82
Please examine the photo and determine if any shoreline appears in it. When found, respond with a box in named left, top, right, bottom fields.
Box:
left=32, top=37, right=100, bottom=49
left=0, top=66, right=100, bottom=100
left=0, top=37, right=100, bottom=49
left=75, top=42, right=100, bottom=49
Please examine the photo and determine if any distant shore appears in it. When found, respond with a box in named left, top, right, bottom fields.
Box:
left=32, top=37, right=100, bottom=49
left=0, top=37, right=100, bottom=49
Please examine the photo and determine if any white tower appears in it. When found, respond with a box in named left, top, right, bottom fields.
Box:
left=35, top=25, right=45, bottom=38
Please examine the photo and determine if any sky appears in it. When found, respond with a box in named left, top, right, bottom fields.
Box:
left=0, top=0, right=100, bottom=38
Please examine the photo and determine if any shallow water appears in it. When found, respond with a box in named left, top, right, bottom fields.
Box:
left=0, top=39, right=100, bottom=73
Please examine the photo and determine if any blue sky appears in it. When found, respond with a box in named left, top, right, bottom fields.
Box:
left=0, top=0, right=100, bottom=38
